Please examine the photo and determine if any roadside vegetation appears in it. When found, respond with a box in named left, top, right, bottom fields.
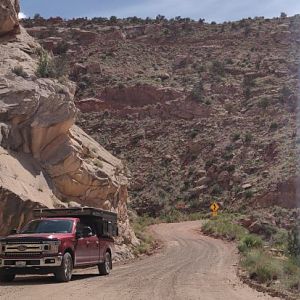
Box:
left=35, top=48, right=68, bottom=79
left=202, top=215, right=300, bottom=296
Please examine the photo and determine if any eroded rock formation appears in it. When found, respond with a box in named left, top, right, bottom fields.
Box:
left=0, top=0, right=136, bottom=255
left=0, top=0, right=20, bottom=36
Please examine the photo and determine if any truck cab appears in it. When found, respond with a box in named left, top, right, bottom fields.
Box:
left=0, top=207, right=118, bottom=282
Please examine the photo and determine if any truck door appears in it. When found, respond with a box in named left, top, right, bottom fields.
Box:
left=75, top=223, right=90, bottom=265
left=88, top=234, right=100, bottom=264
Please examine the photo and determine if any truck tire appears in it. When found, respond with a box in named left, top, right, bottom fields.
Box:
left=54, top=252, right=73, bottom=282
left=0, top=271, right=15, bottom=282
left=98, top=251, right=111, bottom=275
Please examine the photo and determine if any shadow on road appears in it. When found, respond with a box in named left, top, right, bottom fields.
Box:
left=0, top=273, right=100, bottom=286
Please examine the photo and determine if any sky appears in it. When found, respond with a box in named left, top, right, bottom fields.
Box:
left=19, top=0, right=300, bottom=23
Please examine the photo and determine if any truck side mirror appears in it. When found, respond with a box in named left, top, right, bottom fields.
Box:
left=75, top=231, right=83, bottom=239
left=10, top=229, right=17, bottom=235
left=82, top=226, right=93, bottom=237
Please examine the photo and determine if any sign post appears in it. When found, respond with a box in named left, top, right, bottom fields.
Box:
left=210, top=202, right=220, bottom=217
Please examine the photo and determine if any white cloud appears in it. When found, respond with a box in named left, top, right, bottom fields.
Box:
left=18, top=12, right=27, bottom=19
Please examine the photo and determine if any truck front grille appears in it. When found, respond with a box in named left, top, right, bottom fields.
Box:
left=4, top=252, right=42, bottom=258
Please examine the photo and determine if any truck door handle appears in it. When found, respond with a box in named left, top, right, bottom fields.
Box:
left=86, top=241, right=90, bottom=245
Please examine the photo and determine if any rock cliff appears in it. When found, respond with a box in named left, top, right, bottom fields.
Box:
left=0, top=0, right=136, bottom=256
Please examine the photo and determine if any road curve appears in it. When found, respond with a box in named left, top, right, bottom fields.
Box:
left=0, top=221, right=280, bottom=300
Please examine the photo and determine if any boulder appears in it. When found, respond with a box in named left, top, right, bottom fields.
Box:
left=196, top=176, right=210, bottom=186
left=0, top=0, right=20, bottom=36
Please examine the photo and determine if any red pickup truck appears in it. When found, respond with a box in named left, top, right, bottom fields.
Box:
left=0, top=207, right=118, bottom=282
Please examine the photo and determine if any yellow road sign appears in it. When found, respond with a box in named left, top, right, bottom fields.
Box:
left=210, top=202, right=220, bottom=213
left=212, top=211, right=218, bottom=217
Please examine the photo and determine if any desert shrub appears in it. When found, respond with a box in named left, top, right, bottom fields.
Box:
left=238, top=234, right=263, bottom=253
left=258, top=98, right=269, bottom=109
left=242, top=249, right=283, bottom=283
left=36, top=49, right=68, bottom=78
left=202, top=217, right=248, bottom=240
left=280, top=12, right=287, bottom=18
left=279, top=85, right=293, bottom=103
left=12, top=66, right=27, bottom=78
left=270, top=122, right=278, bottom=131
left=190, top=81, right=204, bottom=102
left=36, top=49, right=52, bottom=78
left=243, top=76, right=256, bottom=88
left=34, top=13, right=41, bottom=20
left=244, top=132, right=253, bottom=144
left=205, top=158, right=216, bottom=169
left=222, top=151, right=233, bottom=161
left=55, top=41, right=69, bottom=55
left=271, top=229, right=289, bottom=251
left=210, top=60, right=225, bottom=76
left=232, top=132, right=241, bottom=142
left=288, top=227, right=300, bottom=258
left=225, top=58, right=234, bottom=64
left=160, top=209, right=186, bottom=223
left=244, top=87, right=251, bottom=99
left=211, top=184, right=223, bottom=195
left=244, top=189, right=254, bottom=199
left=226, top=165, right=236, bottom=173
left=109, top=16, right=117, bottom=23
left=132, top=215, right=157, bottom=255
left=189, top=129, right=198, bottom=139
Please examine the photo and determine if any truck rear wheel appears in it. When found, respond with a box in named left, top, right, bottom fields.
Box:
left=54, top=252, right=73, bottom=282
left=0, top=271, right=15, bottom=282
left=98, top=251, right=111, bottom=275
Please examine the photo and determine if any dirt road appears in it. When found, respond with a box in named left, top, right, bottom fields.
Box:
left=0, top=221, right=279, bottom=300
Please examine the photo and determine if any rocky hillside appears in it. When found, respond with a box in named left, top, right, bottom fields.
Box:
left=0, top=1, right=137, bottom=258
left=21, top=15, right=300, bottom=218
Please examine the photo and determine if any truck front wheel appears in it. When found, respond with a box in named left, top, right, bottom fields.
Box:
left=54, top=252, right=73, bottom=282
left=0, top=271, right=15, bottom=282
left=98, top=251, right=111, bottom=275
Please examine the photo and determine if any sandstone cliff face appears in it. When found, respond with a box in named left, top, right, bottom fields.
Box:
left=0, top=0, right=20, bottom=36
left=0, top=1, right=136, bottom=255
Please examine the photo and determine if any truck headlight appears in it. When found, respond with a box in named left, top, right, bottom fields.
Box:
left=43, top=241, right=61, bottom=254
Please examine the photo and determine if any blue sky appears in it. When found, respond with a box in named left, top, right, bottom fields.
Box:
left=20, top=0, right=300, bottom=22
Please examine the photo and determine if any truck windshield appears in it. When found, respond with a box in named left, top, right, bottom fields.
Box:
left=21, top=220, right=73, bottom=234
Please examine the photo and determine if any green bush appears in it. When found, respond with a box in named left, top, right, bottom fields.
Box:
left=132, top=215, right=157, bottom=256
left=211, top=184, right=223, bottom=195
left=238, top=234, right=263, bottom=253
left=36, top=49, right=67, bottom=78
left=271, top=229, right=289, bottom=251
left=244, top=189, right=254, bottom=199
left=279, top=85, right=293, bottom=103
left=12, top=66, right=27, bottom=78
left=244, top=132, right=253, bottom=144
left=288, top=227, right=300, bottom=258
left=270, top=122, right=278, bottom=131
left=36, top=49, right=51, bottom=78
left=243, top=76, right=256, bottom=88
left=190, top=81, right=204, bottom=102
left=210, top=60, right=225, bottom=76
left=55, top=41, right=69, bottom=55
left=232, top=132, right=241, bottom=142
left=202, top=217, right=248, bottom=240
left=242, top=249, right=282, bottom=283
left=258, top=98, right=269, bottom=109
